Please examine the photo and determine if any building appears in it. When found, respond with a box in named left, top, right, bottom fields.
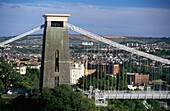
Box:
left=113, top=64, right=119, bottom=75
left=16, top=66, right=27, bottom=75
left=28, top=62, right=41, bottom=69
left=15, top=62, right=41, bottom=75
left=126, top=73, right=149, bottom=86
left=88, top=62, right=119, bottom=75
left=84, top=60, right=96, bottom=76
left=70, top=63, right=84, bottom=85
left=135, top=74, right=149, bottom=86
left=28, top=65, right=41, bottom=69
left=126, top=73, right=136, bottom=85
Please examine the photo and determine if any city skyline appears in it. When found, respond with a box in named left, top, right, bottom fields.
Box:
left=0, top=0, right=170, bottom=37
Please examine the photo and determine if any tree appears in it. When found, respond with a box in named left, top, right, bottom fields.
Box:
left=106, top=99, right=146, bottom=111
left=116, top=65, right=128, bottom=90
left=40, top=84, right=96, bottom=111
left=0, top=63, right=23, bottom=89
left=147, top=99, right=166, bottom=111
left=11, top=84, right=96, bottom=111
left=0, top=80, right=4, bottom=90
left=22, top=68, right=40, bottom=89
left=77, top=71, right=116, bottom=90
left=0, top=56, right=5, bottom=62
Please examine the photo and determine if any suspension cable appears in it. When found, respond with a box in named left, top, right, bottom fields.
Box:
left=67, top=23, right=170, bottom=65
left=0, top=25, right=44, bottom=47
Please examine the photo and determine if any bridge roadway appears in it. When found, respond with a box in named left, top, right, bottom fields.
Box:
left=84, top=91, right=170, bottom=99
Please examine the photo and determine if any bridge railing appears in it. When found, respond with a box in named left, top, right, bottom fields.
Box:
left=93, top=91, right=170, bottom=99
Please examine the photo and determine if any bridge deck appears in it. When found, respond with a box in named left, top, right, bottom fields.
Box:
left=87, top=91, right=170, bottom=99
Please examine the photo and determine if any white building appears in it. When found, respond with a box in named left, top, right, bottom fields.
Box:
left=70, top=63, right=84, bottom=85
left=16, top=66, right=27, bottom=75
left=15, top=64, right=40, bottom=75
left=28, top=65, right=41, bottom=69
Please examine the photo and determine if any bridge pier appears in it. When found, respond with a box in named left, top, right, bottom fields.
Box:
left=167, top=99, right=170, bottom=109
left=40, top=14, right=71, bottom=88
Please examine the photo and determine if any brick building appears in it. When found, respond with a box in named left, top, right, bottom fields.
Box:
left=126, top=73, right=149, bottom=86
left=88, top=62, right=119, bottom=75
left=135, top=74, right=149, bottom=86
left=113, top=64, right=119, bottom=75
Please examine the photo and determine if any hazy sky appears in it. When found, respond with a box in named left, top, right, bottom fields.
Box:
left=0, top=0, right=170, bottom=37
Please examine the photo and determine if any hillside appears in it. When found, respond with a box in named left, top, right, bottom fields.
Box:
left=0, top=34, right=169, bottom=46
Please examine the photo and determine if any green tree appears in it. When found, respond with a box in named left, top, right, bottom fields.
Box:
left=40, top=84, right=96, bottom=111
left=116, top=67, right=128, bottom=90
left=0, top=56, right=5, bottom=62
left=0, top=80, right=4, bottom=90
left=0, top=63, right=22, bottom=89
left=147, top=99, right=166, bottom=111
left=22, top=68, right=40, bottom=89
left=10, top=85, right=96, bottom=111
left=107, top=99, right=146, bottom=111
left=77, top=71, right=116, bottom=90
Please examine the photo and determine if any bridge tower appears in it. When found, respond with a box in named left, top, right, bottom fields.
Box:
left=40, top=14, right=71, bottom=88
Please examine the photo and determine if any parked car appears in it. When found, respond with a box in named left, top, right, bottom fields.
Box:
left=7, top=90, right=19, bottom=94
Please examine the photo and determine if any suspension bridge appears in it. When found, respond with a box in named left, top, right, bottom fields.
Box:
left=0, top=14, right=169, bottom=106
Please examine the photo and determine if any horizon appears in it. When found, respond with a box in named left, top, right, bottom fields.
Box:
left=0, top=33, right=169, bottom=39
left=0, top=0, right=170, bottom=37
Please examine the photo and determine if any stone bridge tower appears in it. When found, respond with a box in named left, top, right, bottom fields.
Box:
left=40, top=14, right=70, bottom=88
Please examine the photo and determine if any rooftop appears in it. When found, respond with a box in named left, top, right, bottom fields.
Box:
left=43, top=14, right=70, bottom=17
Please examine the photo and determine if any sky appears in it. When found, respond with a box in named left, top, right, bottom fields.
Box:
left=0, top=0, right=170, bottom=37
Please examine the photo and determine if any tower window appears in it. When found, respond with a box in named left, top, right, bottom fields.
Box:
left=55, top=49, right=59, bottom=72
left=51, top=21, right=63, bottom=27
left=55, top=76, right=59, bottom=87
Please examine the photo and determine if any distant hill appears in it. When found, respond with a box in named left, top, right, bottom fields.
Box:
left=0, top=34, right=169, bottom=45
